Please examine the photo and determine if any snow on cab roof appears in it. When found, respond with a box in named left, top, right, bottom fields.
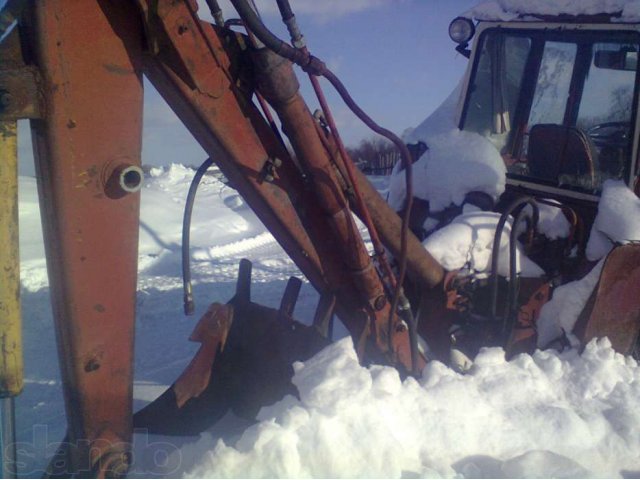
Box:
left=463, top=0, right=640, bottom=22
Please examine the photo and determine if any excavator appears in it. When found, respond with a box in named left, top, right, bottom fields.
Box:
left=0, top=0, right=638, bottom=477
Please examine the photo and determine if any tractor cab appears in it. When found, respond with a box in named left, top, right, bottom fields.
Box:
left=402, top=10, right=640, bottom=365
left=451, top=14, right=640, bottom=208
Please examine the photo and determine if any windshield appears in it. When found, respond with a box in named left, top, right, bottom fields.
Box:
left=461, top=27, right=640, bottom=195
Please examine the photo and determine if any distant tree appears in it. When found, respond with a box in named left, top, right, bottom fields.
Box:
left=347, top=137, right=399, bottom=175
left=609, top=85, right=633, bottom=121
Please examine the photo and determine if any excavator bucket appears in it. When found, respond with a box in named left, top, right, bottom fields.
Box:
left=133, top=259, right=329, bottom=436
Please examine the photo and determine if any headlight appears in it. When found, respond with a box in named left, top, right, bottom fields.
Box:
left=449, top=17, right=475, bottom=44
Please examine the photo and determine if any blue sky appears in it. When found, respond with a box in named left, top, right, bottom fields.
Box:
left=17, top=0, right=479, bottom=174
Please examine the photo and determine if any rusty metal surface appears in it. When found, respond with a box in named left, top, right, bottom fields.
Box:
left=0, top=26, right=44, bottom=121
left=141, top=0, right=330, bottom=291
left=28, top=0, right=143, bottom=475
left=251, top=48, right=422, bottom=370
left=313, top=118, right=445, bottom=290
left=352, top=161, right=445, bottom=289
left=574, top=244, right=640, bottom=354
left=134, top=260, right=330, bottom=436
left=505, top=279, right=551, bottom=358
left=173, top=303, right=234, bottom=408
left=138, top=0, right=420, bottom=369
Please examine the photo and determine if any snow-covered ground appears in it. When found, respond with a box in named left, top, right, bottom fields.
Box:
left=15, top=165, right=640, bottom=478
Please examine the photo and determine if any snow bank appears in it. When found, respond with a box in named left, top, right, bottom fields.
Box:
left=465, top=0, right=640, bottom=22
left=404, top=84, right=462, bottom=142
left=184, top=337, right=640, bottom=478
left=586, top=180, right=640, bottom=261
left=389, top=85, right=505, bottom=213
left=422, top=211, right=543, bottom=277
left=388, top=130, right=506, bottom=213
left=536, top=259, right=606, bottom=348
left=388, top=129, right=506, bottom=212
left=537, top=181, right=640, bottom=346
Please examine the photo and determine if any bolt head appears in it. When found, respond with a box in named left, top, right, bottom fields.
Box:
left=395, top=322, right=407, bottom=333
left=0, top=91, right=12, bottom=108
left=374, top=295, right=387, bottom=311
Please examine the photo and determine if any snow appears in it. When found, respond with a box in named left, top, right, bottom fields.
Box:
left=422, top=211, right=544, bottom=277
left=389, top=129, right=506, bottom=213
left=535, top=181, right=640, bottom=348
left=536, top=258, right=606, bottom=348
left=465, top=0, right=640, bottom=22
left=586, top=179, right=640, bottom=261
left=389, top=85, right=506, bottom=213
left=182, top=337, right=640, bottom=478
left=15, top=166, right=640, bottom=478
left=530, top=200, right=571, bottom=240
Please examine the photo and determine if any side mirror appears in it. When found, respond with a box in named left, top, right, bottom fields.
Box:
left=595, top=49, right=638, bottom=71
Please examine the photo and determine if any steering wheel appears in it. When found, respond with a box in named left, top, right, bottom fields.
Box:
left=587, top=121, right=631, bottom=149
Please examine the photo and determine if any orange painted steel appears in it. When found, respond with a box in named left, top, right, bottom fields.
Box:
left=574, top=244, right=640, bottom=354
left=138, top=1, right=368, bottom=319
left=248, top=47, right=421, bottom=369
left=137, top=1, right=374, bottom=349
left=28, top=1, right=143, bottom=475
left=15, top=0, right=441, bottom=474
left=315, top=125, right=445, bottom=290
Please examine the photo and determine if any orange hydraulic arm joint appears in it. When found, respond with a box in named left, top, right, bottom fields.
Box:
left=136, top=0, right=420, bottom=368
left=248, top=46, right=420, bottom=370
left=26, top=1, right=144, bottom=476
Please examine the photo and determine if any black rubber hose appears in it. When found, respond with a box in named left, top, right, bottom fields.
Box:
left=230, top=0, right=288, bottom=53
left=182, top=158, right=215, bottom=316
left=398, top=297, right=420, bottom=375
left=205, top=0, right=225, bottom=27
left=229, top=0, right=310, bottom=66
left=489, top=197, right=538, bottom=325
left=231, top=0, right=419, bottom=370
left=276, top=0, right=294, bottom=22
left=505, top=206, right=538, bottom=337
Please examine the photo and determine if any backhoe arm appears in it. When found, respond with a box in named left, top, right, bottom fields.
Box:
left=0, top=0, right=444, bottom=475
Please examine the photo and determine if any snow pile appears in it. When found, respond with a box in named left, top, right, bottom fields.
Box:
left=185, top=337, right=640, bottom=478
left=529, top=200, right=571, bottom=240
left=404, top=84, right=462, bottom=142
left=465, top=0, right=640, bottom=22
left=586, top=179, right=640, bottom=261
left=388, top=130, right=506, bottom=213
left=422, top=211, right=543, bottom=277
left=17, top=166, right=640, bottom=478
left=537, top=181, right=640, bottom=347
left=536, top=259, right=606, bottom=348
left=389, top=85, right=506, bottom=213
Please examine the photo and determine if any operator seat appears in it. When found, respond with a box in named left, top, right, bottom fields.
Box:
left=528, top=124, right=598, bottom=189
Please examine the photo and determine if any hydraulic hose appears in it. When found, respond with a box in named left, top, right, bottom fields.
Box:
left=506, top=207, right=530, bottom=337
left=231, top=0, right=418, bottom=369
left=275, top=0, right=294, bottom=22
left=489, top=197, right=539, bottom=335
left=204, top=0, right=225, bottom=27
left=182, top=157, right=215, bottom=316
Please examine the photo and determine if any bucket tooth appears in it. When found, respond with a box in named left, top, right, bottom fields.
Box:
left=133, top=260, right=329, bottom=436
left=278, top=277, right=302, bottom=322
left=234, top=258, right=252, bottom=304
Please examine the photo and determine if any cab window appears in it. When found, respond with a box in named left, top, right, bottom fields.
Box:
left=461, top=28, right=640, bottom=195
